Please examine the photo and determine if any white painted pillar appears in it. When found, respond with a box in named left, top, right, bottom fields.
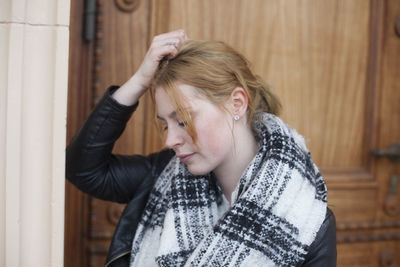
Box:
left=0, top=0, right=70, bottom=266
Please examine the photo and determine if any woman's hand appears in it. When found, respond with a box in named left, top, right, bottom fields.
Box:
left=113, top=30, right=189, bottom=106
left=136, top=29, right=188, bottom=89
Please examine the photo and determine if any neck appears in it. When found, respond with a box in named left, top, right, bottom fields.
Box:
left=213, top=125, right=259, bottom=204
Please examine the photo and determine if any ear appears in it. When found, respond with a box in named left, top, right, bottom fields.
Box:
left=229, top=87, right=249, bottom=119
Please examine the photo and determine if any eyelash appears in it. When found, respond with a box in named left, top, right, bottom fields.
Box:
left=163, top=121, right=186, bottom=131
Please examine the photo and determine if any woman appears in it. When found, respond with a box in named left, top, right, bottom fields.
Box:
left=66, top=30, right=336, bottom=267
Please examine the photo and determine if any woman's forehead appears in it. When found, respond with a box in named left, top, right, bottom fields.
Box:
left=154, top=85, right=194, bottom=117
left=156, top=83, right=200, bottom=97
left=155, top=83, right=228, bottom=117
left=155, top=83, right=204, bottom=106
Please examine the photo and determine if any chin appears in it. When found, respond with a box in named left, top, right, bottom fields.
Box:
left=186, top=165, right=211, bottom=176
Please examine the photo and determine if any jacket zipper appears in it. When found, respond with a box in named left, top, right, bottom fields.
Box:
left=105, top=250, right=131, bottom=267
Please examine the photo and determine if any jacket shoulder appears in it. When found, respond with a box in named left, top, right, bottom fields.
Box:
left=300, top=207, right=337, bottom=266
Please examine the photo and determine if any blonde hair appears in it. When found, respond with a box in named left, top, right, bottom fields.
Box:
left=151, top=40, right=281, bottom=143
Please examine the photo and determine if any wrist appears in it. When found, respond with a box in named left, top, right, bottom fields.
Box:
left=112, top=75, right=147, bottom=106
left=125, top=73, right=148, bottom=93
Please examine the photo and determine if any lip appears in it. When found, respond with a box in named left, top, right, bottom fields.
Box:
left=177, top=153, right=195, bottom=163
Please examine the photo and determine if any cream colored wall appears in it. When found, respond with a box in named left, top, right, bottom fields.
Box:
left=0, top=0, right=70, bottom=266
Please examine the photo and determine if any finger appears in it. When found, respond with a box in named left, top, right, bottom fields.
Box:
left=152, top=32, right=188, bottom=50
left=162, top=41, right=178, bottom=50
left=152, top=37, right=182, bottom=52
left=149, top=44, right=178, bottom=62
left=147, top=30, right=188, bottom=61
left=153, top=29, right=186, bottom=42
left=161, top=37, right=183, bottom=48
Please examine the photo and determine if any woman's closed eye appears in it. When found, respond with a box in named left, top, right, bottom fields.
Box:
left=177, top=121, right=187, bottom=127
left=162, top=121, right=186, bottom=131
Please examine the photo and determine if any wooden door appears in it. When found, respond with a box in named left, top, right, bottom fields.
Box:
left=66, top=0, right=400, bottom=266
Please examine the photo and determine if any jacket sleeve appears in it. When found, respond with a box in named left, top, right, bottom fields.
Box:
left=66, top=86, right=174, bottom=204
left=301, top=208, right=337, bottom=266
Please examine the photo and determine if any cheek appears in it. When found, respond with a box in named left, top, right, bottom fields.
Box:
left=196, top=116, right=233, bottom=156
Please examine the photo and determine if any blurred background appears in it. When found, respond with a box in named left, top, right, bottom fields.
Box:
left=65, top=0, right=400, bottom=266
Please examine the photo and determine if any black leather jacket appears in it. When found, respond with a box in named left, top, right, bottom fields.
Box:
left=66, top=86, right=337, bottom=267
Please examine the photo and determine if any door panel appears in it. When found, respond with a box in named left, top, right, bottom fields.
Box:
left=66, top=0, right=400, bottom=266
left=152, top=0, right=371, bottom=168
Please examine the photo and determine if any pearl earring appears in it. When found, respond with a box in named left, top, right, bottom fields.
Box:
left=233, top=115, right=240, bottom=121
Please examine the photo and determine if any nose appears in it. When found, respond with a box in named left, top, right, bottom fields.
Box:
left=165, top=126, right=184, bottom=150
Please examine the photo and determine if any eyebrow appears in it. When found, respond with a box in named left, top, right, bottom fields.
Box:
left=156, top=111, right=177, bottom=121
left=157, top=108, right=192, bottom=121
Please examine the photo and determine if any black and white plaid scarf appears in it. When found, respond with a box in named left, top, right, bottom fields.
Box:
left=130, top=113, right=327, bottom=267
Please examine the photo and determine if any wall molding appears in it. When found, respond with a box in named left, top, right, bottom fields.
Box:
left=0, top=0, right=71, bottom=266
